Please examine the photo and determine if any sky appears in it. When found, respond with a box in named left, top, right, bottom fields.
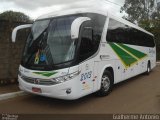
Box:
left=0, top=0, right=125, bottom=19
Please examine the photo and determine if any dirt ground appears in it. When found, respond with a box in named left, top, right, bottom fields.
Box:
left=0, top=84, right=19, bottom=94
left=0, top=66, right=160, bottom=114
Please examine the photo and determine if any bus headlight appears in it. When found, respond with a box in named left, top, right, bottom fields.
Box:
left=51, top=71, right=80, bottom=84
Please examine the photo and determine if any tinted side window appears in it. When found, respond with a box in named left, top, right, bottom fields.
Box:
left=80, top=28, right=94, bottom=54
left=85, top=13, right=106, bottom=52
left=78, top=13, right=106, bottom=62
left=79, top=22, right=94, bottom=61
left=106, top=19, right=127, bottom=43
left=106, top=19, right=155, bottom=47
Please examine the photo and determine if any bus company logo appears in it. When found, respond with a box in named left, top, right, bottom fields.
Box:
left=34, top=79, right=40, bottom=84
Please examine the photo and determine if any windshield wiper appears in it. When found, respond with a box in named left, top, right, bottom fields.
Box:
left=25, top=29, right=47, bottom=65
left=25, top=28, right=54, bottom=66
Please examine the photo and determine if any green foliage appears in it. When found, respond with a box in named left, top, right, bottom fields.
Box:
left=139, top=19, right=160, bottom=60
left=121, top=0, right=160, bottom=60
left=0, top=11, right=31, bottom=22
left=148, top=19, right=160, bottom=60
left=121, top=0, right=155, bottom=23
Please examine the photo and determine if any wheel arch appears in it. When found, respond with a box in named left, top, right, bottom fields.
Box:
left=148, top=60, right=151, bottom=66
left=147, top=60, right=151, bottom=69
left=97, top=65, right=114, bottom=90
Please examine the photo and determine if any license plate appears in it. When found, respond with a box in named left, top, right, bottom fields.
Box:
left=32, top=87, right=42, bottom=93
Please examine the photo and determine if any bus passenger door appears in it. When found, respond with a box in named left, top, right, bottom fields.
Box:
left=79, top=61, right=94, bottom=95
left=92, top=61, right=99, bottom=92
left=78, top=22, right=95, bottom=95
left=115, top=60, right=123, bottom=83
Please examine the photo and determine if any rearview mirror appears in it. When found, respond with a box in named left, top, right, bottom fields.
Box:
left=71, top=17, right=91, bottom=39
left=12, top=24, right=32, bottom=43
left=84, top=26, right=93, bottom=38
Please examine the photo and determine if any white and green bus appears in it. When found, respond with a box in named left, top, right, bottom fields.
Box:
left=12, top=7, right=156, bottom=100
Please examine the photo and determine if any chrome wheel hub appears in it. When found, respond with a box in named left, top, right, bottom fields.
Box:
left=101, top=76, right=110, bottom=92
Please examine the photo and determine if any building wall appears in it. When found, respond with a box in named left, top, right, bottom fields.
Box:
left=0, top=20, right=30, bottom=85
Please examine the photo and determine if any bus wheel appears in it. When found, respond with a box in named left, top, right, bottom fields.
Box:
left=146, top=62, right=151, bottom=75
left=97, top=70, right=113, bottom=96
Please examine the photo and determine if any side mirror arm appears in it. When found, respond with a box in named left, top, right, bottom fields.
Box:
left=71, top=17, right=91, bottom=39
left=12, top=24, right=32, bottom=43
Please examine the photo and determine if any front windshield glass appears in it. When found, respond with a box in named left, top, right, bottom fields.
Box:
left=47, top=16, right=76, bottom=64
left=22, top=15, right=79, bottom=70
left=32, top=20, right=50, bottom=40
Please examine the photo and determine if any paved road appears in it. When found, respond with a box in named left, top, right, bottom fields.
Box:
left=0, top=66, right=160, bottom=114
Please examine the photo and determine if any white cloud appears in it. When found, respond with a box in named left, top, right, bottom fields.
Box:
left=1, top=0, right=82, bottom=10
left=29, top=5, right=65, bottom=19
left=0, top=0, right=125, bottom=19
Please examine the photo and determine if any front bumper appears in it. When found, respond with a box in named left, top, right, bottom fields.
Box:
left=18, top=76, right=81, bottom=100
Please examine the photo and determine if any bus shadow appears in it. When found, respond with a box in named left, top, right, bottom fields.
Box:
left=113, top=73, right=147, bottom=90
left=26, top=71, right=154, bottom=108
left=27, top=94, right=96, bottom=111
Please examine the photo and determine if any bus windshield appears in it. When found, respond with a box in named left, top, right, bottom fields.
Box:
left=22, top=15, right=79, bottom=70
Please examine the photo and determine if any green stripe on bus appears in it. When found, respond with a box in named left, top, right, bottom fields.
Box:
left=109, top=43, right=137, bottom=67
left=33, top=72, right=58, bottom=77
left=117, top=43, right=147, bottom=59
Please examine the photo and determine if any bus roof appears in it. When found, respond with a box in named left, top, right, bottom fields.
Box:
left=37, top=7, right=153, bottom=37
left=37, top=8, right=108, bottom=20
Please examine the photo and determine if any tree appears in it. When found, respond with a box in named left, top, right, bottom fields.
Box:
left=121, top=0, right=155, bottom=23
left=0, top=11, right=31, bottom=22
left=0, top=11, right=32, bottom=82
left=121, top=0, right=160, bottom=60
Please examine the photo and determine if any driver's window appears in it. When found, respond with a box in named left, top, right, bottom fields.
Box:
left=79, top=23, right=94, bottom=62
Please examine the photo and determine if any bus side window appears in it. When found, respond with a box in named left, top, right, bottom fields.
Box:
left=106, top=18, right=155, bottom=48
left=79, top=27, right=94, bottom=62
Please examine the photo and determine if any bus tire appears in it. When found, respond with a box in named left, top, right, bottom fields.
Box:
left=97, top=70, right=113, bottom=97
left=146, top=62, right=151, bottom=75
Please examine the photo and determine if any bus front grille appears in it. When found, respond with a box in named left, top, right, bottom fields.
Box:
left=20, top=75, right=56, bottom=85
